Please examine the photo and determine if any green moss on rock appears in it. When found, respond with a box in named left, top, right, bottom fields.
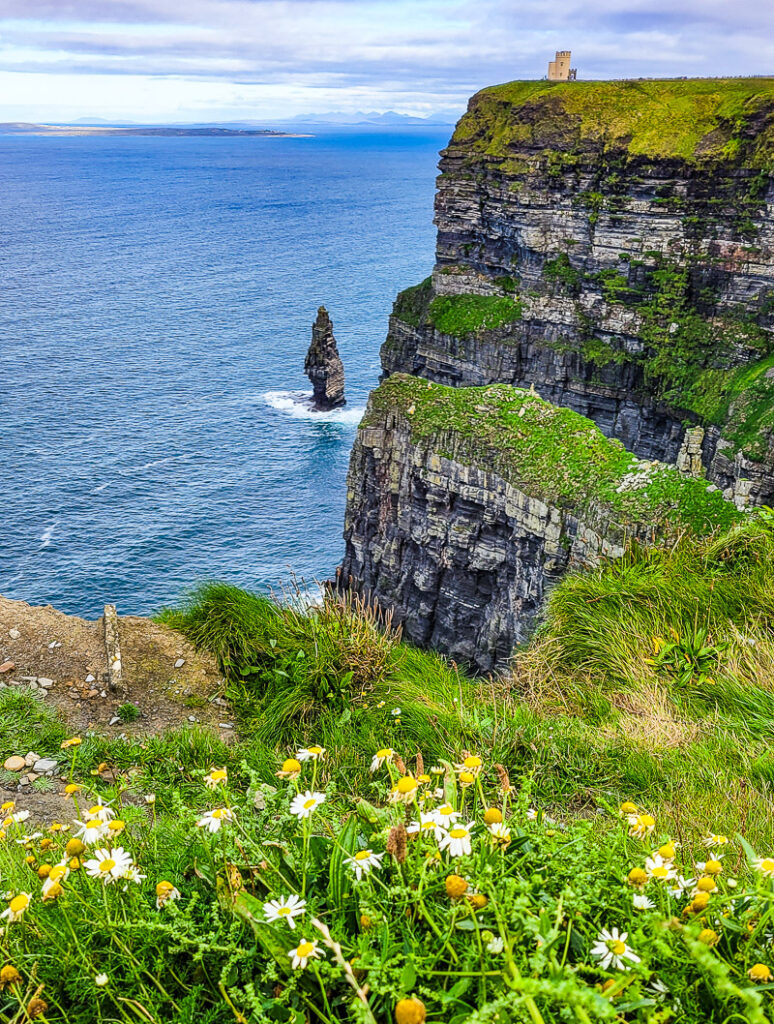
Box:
left=363, top=374, right=743, bottom=537
left=427, top=293, right=523, bottom=336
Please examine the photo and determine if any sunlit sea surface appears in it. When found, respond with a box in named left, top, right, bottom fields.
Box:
left=0, top=128, right=448, bottom=616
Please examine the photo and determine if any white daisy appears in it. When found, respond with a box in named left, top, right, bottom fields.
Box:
left=74, top=818, right=109, bottom=844
left=42, top=863, right=70, bottom=896
left=85, top=802, right=115, bottom=823
left=590, top=927, right=641, bottom=971
left=155, top=882, right=182, bottom=909
left=668, top=875, right=696, bottom=898
left=121, top=864, right=146, bottom=886
left=344, top=849, right=384, bottom=881
left=1, top=893, right=31, bottom=923
left=407, top=812, right=446, bottom=839
left=369, top=748, right=394, bottom=773
left=84, top=847, right=134, bottom=884
left=95, top=974, right=109, bottom=987
left=753, top=856, right=774, bottom=878
left=196, top=807, right=234, bottom=833
left=633, top=894, right=655, bottom=910
left=434, top=803, right=461, bottom=828
left=489, top=822, right=512, bottom=847
left=203, top=768, right=228, bottom=790
left=439, top=823, right=474, bottom=858
left=297, top=746, right=325, bottom=762
left=645, top=854, right=676, bottom=882
left=288, top=939, right=322, bottom=970
left=486, top=936, right=504, bottom=953
left=703, top=833, right=730, bottom=849
left=289, top=791, right=326, bottom=819
left=263, top=894, right=307, bottom=929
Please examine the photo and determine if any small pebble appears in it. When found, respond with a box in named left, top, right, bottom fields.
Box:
left=187, top=715, right=196, bottom=723
left=4, top=756, right=25, bottom=772
left=85, top=674, right=95, bottom=683
left=24, top=752, right=40, bottom=767
left=109, top=716, right=120, bottom=726
left=8, top=628, right=20, bottom=640
left=0, top=661, right=15, bottom=674
left=219, top=723, right=234, bottom=730
left=38, top=678, right=53, bottom=689
left=174, top=658, right=185, bottom=669
left=33, top=758, right=57, bottom=773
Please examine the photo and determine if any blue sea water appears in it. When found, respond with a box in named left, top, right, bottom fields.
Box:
left=0, top=128, right=448, bottom=617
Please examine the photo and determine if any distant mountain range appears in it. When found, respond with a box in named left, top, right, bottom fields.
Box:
left=64, top=110, right=459, bottom=129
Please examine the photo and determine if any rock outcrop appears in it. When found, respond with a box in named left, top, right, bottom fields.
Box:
left=340, top=375, right=741, bottom=672
left=305, top=306, right=346, bottom=409
left=381, top=78, right=774, bottom=503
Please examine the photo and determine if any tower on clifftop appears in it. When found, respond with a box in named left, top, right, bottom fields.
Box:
left=547, top=51, right=577, bottom=81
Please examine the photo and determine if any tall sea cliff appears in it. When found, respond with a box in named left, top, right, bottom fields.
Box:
left=341, top=78, right=774, bottom=670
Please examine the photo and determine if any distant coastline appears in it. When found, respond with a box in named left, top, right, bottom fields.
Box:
left=0, top=123, right=312, bottom=138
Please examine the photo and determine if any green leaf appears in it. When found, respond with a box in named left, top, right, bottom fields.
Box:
left=399, top=961, right=417, bottom=992
left=329, top=813, right=359, bottom=908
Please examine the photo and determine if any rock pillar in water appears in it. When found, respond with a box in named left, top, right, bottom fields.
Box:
left=305, top=306, right=345, bottom=409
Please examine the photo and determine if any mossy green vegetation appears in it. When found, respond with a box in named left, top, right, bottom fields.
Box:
left=391, top=276, right=433, bottom=328
left=452, top=78, right=774, bottom=164
left=4, top=533, right=774, bottom=1021
left=427, top=293, right=523, bottom=336
left=363, top=374, right=742, bottom=536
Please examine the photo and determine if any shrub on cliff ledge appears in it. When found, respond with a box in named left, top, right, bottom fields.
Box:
left=428, top=294, right=523, bottom=337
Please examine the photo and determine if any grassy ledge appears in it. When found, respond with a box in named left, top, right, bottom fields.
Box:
left=451, top=77, right=774, bottom=164
left=362, top=374, right=743, bottom=537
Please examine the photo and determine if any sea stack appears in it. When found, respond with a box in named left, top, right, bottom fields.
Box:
left=305, top=306, right=346, bottom=410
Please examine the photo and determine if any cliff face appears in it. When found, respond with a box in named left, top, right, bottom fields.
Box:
left=341, top=375, right=741, bottom=672
left=381, top=79, right=774, bottom=503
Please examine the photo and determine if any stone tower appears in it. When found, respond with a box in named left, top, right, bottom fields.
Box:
left=547, top=51, right=577, bottom=81
left=304, top=306, right=346, bottom=410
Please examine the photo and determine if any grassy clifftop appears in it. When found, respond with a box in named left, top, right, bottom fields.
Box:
left=451, top=77, right=774, bottom=163
left=364, top=374, right=742, bottom=537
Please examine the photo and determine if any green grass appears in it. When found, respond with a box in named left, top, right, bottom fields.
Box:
left=362, top=374, right=743, bottom=537
left=452, top=78, right=774, bottom=163
left=427, top=293, right=523, bottom=336
left=391, top=276, right=433, bottom=328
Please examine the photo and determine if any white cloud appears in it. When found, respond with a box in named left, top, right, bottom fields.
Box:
left=0, top=0, right=771, bottom=121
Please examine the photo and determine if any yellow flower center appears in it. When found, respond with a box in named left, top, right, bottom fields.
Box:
left=761, top=858, right=774, bottom=873
left=438, top=804, right=454, bottom=816
left=50, top=866, right=66, bottom=881
left=609, top=940, right=626, bottom=955
left=396, top=777, right=417, bottom=794
left=308, top=747, right=323, bottom=756
left=282, top=759, right=301, bottom=773
left=463, top=756, right=482, bottom=769
left=449, top=827, right=468, bottom=839
left=355, top=850, right=372, bottom=861
left=637, top=815, right=655, bottom=828
left=420, top=819, right=436, bottom=830
left=705, top=859, right=722, bottom=875
left=278, top=907, right=291, bottom=915
left=375, top=748, right=392, bottom=759
left=303, top=798, right=317, bottom=810
left=458, top=771, right=475, bottom=784
left=213, top=809, right=228, bottom=819
left=99, top=859, right=116, bottom=873
left=697, top=876, right=716, bottom=892
left=483, top=808, right=503, bottom=825
left=620, top=802, right=637, bottom=814
left=296, top=942, right=314, bottom=958
left=108, top=820, right=125, bottom=831
left=658, top=843, right=676, bottom=860
left=652, top=866, right=669, bottom=879
left=9, top=896, right=28, bottom=913
left=65, top=784, right=81, bottom=794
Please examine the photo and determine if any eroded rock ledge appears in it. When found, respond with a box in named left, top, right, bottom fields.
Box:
left=340, top=375, right=741, bottom=672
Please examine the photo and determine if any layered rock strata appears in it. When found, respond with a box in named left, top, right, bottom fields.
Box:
left=305, top=306, right=345, bottom=409
left=381, top=79, right=774, bottom=503
left=340, top=375, right=741, bottom=672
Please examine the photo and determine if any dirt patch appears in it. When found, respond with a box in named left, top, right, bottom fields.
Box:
left=0, top=595, right=234, bottom=739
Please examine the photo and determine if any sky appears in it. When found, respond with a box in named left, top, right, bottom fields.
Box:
left=0, top=0, right=772, bottom=123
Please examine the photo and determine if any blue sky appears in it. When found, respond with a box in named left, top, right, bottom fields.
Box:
left=0, top=0, right=771, bottom=123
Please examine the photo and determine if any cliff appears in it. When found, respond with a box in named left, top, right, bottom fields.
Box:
left=381, top=78, right=774, bottom=503
left=340, top=375, right=741, bottom=672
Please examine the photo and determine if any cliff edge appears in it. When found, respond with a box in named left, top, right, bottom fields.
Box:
left=381, top=78, right=774, bottom=503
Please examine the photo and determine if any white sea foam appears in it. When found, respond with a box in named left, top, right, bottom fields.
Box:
left=263, top=390, right=364, bottom=425
left=40, top=525, right=56, bottom=548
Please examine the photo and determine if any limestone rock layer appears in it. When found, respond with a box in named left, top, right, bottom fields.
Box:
left=305, top=306, right=345, bottom=409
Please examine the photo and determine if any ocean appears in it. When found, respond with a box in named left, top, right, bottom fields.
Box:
left=0, top=128, right=448, bottom=617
